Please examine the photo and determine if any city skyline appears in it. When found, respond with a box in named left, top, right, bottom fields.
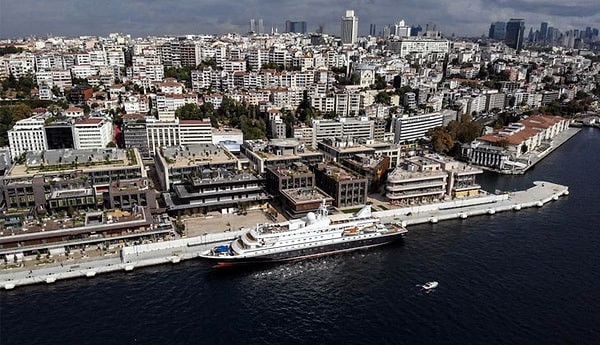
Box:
left=1, top=0, right=599, bottom=39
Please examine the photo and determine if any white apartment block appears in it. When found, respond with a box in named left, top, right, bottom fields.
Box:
left=191, top=68, right=213, bottom=92
left=89, top=50, right=108, bottom=66
left=154, top=93, right=198, bottom=120
left=222, top=60, right=246, bottom=73
left=35, top=54, right=66, bottom=71
left=179, top=120, right=213, bottom=145
left=271, top=88, right=304, bottom=109
left=467, top=95, right=487, bottom=115
left=202, top=93, right=222, bottom=109
left=8, top=117, right=48, bottom=159
left=394, top=112, right=444, bottom=143
left=486, top=92, right=506, bottom=111
left=36, top=69, right=72, bottom=91
left=270, top=116, right=286, bottom=139
left=73, top=118, right=113, bottom=149
left=157, top=78, right=184, bottom=94
left=123, top=95, right=150, bottom=114
left=292, top=126, right=314, bottom=148
left=106, top=49, right=126, bottom=67
left=247, top=49, right=268, bottom=71
left=146, top=120, right=179, bottom=154
left=38, top=85, right=53, bottom=100
left=335, top=92, right=362, bottom=116
left=75, top=53, right=91, bottom=65
left=312, top=119, right=343, bottom=148
left=146, top=119, right=213, bottom=154
left=513, top=92, right=543, bottom=108
left=311, top=95, right=336, bottom=113
left=64, top=107, right=84, bottom=117
left=311, top=117, right=375, bottom=147
left=6, top=53, right=36, bottom=78
left=339, top=117, right=374, bottom=140
left=71, top=65, right=98, bottom=79
left=387, top=38, right=450, bottom=58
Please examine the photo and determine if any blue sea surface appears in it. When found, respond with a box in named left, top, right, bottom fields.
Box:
left=1, top=129, right=600, bottom=345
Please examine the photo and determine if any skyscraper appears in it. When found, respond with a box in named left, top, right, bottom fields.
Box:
left=488, top=21, right=506, bottom=40
left=258, top=19, right=264, bottom=34
left=369, top=24, right=377, bottom=36
left=249, top=18, right=265, bottom=34
left=341, top=10, right=358, bottom=44
left=539, top=22, right=549, bottom=41
left=286, top=21, right=307, bottom=34
left=505, top=19, right=525, bottom=51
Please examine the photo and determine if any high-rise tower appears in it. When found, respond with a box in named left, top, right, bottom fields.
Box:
left=341, top=10, right=358, bottom=44
left=505, top=19, right=525, bottom=51
left=488, top=21, right=506, bottom=40
left=539, top=22, right=549, bottom=41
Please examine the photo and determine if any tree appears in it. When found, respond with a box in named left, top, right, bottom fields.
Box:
left=375, top=91, right=391, bottom=105
left=428, top=127, right=454, bottom=153
left=371, top=74, right=387, bottom=90
left=175, top=103, right=202, bottom=119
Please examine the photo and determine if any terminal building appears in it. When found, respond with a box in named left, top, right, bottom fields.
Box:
left=241, top=139, right=324, bottom=174
left=341, top=154, right=390, bottom=193
left=0, top=207, right=173, bottom=262
left=386, top=156, right=449, bottom=206
left=386, top=154, right=483, bottom=206
left=156, top=144, right=269, bottom=215
left=312, top=163, right=368, bottom=208
left=1, top=148, right=150, bottom=217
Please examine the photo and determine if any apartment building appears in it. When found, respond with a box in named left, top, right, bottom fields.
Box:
left=8, top=117, right=48, bottom=159
left=73, top=118, right=113, bottom=149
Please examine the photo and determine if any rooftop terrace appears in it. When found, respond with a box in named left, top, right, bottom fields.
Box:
left=161, top=144, right=237, bottom=168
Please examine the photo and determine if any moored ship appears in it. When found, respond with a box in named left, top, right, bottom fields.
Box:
left=200, top=201, right=407, bottom=266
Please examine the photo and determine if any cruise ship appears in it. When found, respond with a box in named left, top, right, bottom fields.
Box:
left=200, top=201, right=407, bottom=266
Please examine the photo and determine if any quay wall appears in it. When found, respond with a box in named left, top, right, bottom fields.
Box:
left=1, top=181, right=569, bottom=290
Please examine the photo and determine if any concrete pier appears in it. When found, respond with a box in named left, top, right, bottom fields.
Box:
left=0, top=181, right=568, bottom=290
left=375, top=181, right=568, bottom=226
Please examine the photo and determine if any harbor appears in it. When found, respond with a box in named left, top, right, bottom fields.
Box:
left=0, top=180, right=568, bottom=290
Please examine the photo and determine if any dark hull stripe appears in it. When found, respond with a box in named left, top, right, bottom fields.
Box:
left=204, top=232, right=405, bottom=266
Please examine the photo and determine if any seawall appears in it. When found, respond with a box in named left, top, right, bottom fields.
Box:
left=0, top=181, right=569, bottom=290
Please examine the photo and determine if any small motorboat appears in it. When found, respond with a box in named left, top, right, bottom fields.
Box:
left=422, top=281, right=438, bottom=290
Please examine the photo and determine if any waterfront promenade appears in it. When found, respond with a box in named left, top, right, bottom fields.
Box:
left=0, top=181, right=569, bottom=290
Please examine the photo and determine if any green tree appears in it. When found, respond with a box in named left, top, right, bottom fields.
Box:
left=428, top=127, right=454, bottom=153
left=375, top=91, right=391, bottom=105
left=371, top=74, right=387, bottom=90
left=175, top=103, right=202, bottom=119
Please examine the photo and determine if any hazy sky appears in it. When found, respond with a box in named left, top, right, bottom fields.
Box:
left=1, top=0, right=599, bottom=39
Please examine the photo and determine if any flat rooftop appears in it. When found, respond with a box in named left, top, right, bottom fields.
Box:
left=0, top=208, right=153, bottom=244
left=266, top=163, right=312, bottom=178
left=387, top=166, right=448, bottom=181
left=161, top=144, right=237, bottom=168
left=315, top=163, right=362, bottom=181
left=7, top=148, right=140, bottom=178
left=345, top=153, right=388, bottom=170
left=281, top=187, right=332, bottom=204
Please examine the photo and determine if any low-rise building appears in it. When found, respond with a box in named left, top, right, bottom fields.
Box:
left=386, top=156, right=448, bottom=206
left=463, top=115, right=570, bottom=171
left=341, top=154, right=390, bottom=193
left=157, top=144, right=268, bottom=214
left=73, top=118, right=113, bottom=149
left=1, top=148, right=148, bottom=216
left=241, top=139, right=324, bottom=174
left=312, top=163, right=368, bottom=208
left=8, top=116, right=47, bottom=159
